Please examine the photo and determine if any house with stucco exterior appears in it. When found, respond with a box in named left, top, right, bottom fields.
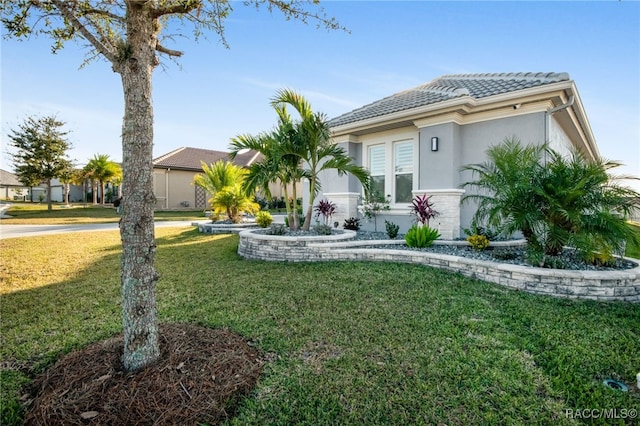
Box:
left=316, top=72, right=599, bottom=239
left=152, top=147, right=260, bottom=210
left=0, top=169, right=30, bottom=201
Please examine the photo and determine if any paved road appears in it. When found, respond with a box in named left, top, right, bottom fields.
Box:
left=0, top=221, right=205, bottom=240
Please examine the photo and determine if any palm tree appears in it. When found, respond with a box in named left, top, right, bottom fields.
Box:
left=461, top=137, right=640, bottom=264
left=537, top=148, right=640, bottom=259
left=85, top=154, right=122, bottom=205
left=460, top=137, right=546, bottom=251
left=270, top=89, right=371, bottom=230
left=230, top=106, right=310, bottom=230
left=193, top=160, right=259, bottom=223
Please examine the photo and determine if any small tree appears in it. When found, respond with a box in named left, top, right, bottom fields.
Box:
left=270, top=89, right=372, bottom=230
left=358, top=181, right=390, bottom=232
left=3, top=0, right=345, bottom=373
left=85, top=154, right=122, bottom=205
left=8, top=115, right=73, bottom=211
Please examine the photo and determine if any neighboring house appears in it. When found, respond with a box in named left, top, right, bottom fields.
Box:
left=34, top=178, right=85, bottom=203
left=319, top=72, right=599, bottom=239
left=0, top=169, right=30, bottom=201
left=152, top=147, right=262, bottom=210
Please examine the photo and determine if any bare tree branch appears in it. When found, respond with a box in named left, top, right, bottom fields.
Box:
left=80, top=8, right=125, bottom=22
left=50, top=0, right=118, bottom=63
left=152, top=0, right=202, bottom=18
left=155, top=42, right=182, bottom=57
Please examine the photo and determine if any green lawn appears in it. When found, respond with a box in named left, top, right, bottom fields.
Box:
left=0, top=202, right=206, bottom=224
left=1, top=228, right=638, bottom=425
left=627, top=223, right=640, bottom=259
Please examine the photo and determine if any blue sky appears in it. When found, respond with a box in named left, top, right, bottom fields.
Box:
left=2, top=1, right=639, bottom=187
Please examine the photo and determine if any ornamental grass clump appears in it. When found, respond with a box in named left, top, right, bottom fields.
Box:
left=405, top=194, right=440, bottom=247
left=405, top=224, right=440, bottom=248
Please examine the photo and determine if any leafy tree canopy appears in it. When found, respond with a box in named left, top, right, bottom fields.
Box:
left=8, top=114, right=73, bottom=187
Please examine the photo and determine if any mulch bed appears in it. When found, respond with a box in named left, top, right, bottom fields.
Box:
left=24, top=323, right=263, bottom=425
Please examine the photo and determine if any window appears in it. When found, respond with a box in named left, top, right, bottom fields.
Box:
left=369, top=145, right=385, bottom=198
left=394, top=141, right=413, bottom=203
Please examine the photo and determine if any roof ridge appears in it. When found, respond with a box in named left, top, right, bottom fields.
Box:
left=153, top=146, right=186, bottom=163
left=438, top=72, right=570, bottom=83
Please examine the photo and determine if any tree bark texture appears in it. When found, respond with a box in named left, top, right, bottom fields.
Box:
left=116, top=2, right=160, bottom=372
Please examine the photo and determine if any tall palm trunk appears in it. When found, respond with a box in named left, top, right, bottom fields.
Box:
left=115, top=3, right=160, bottom=372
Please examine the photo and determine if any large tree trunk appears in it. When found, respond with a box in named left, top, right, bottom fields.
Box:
left=46, top=179, right=53, bottom=211
left=116, top=3, right=160, bottom=372
left=92, top=180, right=98, bottom=204
left=101, top=180, right=106, bottom=205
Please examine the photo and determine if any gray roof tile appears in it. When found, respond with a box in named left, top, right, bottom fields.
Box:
left=0, top=169, right=23, bottom=186
left=328, top=72, right=570, bottom=128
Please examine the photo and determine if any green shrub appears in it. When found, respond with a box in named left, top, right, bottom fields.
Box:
left=461, top=137, right=640, bottom=264
left=266, top=223, right=286, bottom=235
left=314, top=224, right=333, bottom=235
left=463, top=222, right=499, bottom=241
left=466, top=234, right=490, bottom=251
left=385, top=220, right=399, bottom=239
left=405, top=225, right=440, bottom=248
left=255, top=211, right=273, bottom=228
left=343, top=217, right=361, bottom=231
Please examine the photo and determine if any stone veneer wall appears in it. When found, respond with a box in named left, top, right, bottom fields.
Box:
left=237, top=229, right=640, bottom=302
left=412, top=189, right=465, bottom=240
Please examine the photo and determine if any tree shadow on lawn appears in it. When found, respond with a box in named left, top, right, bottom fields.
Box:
left=2, top=229, right=263, bottom=426
left=3, top=228, right=640, bottom=425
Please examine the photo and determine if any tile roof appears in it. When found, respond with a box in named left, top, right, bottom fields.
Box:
left=328, top=72, right=570, bottom=128
left=152, top=147, right=261, bottom=171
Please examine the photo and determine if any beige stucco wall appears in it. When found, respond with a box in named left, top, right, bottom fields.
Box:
left=153, top=167, right=298, bottom=210
left=153, top=169, right=199, bottom=209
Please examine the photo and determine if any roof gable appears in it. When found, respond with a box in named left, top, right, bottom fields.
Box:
left=153, top=147, right=260, bottom=171
left=0, top=169, right=23, bottom=186
left=328, top=72, right=570, bottom=128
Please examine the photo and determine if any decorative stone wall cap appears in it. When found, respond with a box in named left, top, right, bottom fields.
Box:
left=239, top=228, right=357, bottom=242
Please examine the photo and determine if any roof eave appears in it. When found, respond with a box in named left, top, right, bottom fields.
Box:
left=330, top=81, right=598, bottom=157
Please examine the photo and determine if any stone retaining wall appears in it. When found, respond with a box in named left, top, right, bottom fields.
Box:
left=237, top=229, right=640, bottom=302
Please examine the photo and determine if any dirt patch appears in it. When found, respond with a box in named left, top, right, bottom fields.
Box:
left=24, top=323, right=263, bottom=425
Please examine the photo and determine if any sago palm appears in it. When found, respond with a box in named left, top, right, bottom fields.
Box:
left=193, top=160, right=258, bottom=222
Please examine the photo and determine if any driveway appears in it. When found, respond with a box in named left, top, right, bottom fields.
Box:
left=0, top=221, right=205, bottom=240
